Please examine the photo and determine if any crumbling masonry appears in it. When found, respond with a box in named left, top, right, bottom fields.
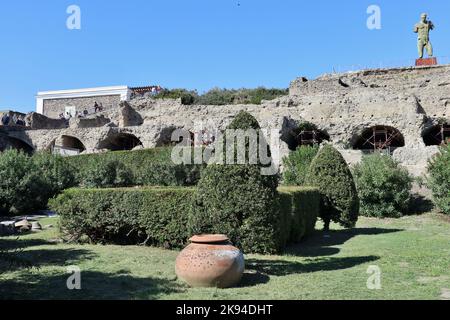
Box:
left=1, top=64, right=449, bottom=177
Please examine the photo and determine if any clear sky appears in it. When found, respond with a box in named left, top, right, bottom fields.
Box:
left=1, top=0, right=449, bottom=113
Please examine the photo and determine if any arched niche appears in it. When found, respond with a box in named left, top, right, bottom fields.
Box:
left=282, top=122, right=330, bottom=151
left=0, top=135, right=34, bottom=155
left=98, top=133, right=143, bottom=151
left=423, top=123, right=450, bottom=146
left=60, top=135, right=86, bottom=153
left=353, top=126, right=405, bottom=154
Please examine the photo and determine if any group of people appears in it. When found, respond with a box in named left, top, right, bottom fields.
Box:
left=1, top=113, right=27, bottom=127
left=149, top=86, right=163, bottom=95
left=58, top=101, right=104, bottom=120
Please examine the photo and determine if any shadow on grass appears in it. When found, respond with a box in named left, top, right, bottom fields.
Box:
left=245, top=255, right=379, bottom=278
left=239, top=271, right=271, bottom=287
left=0, top=270, right=184, bottom=300
left=286, top=227, right=403, bottom=258
left=0, top=238, right=57, bottom=249
left=0, top=241, right=185, bottom=300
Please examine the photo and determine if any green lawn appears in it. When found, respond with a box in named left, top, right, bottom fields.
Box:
left=1, top=213, right=449, bottom=300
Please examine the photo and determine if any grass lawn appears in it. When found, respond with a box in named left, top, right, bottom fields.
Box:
left=1, top=213, right=449, bottom=300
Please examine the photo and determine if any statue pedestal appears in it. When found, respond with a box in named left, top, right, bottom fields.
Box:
left=415, top=57, right=438, bottom=66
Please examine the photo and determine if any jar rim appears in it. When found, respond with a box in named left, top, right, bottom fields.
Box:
left=189, top=234, right=230, bottom=244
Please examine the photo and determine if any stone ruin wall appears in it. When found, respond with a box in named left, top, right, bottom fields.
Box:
left=2, top=64, right=450, bottom=177
left=43, top=94, right=122, bottom=119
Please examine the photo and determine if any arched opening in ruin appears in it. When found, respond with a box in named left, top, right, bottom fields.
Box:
left=423, top=123, right=450, bottom=146
left=282, top=122, right=330, bottom=151
left=98, top=133, right=143, bottom=151
left=353, top=126, right=405, bottom=154
left=60, top=135, right=86, bottom=153
left=156, top=126, right=193, bottom=147
left=0, top=135, right=34, bottom=155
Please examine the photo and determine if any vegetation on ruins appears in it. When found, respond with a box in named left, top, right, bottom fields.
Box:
left=353, top=153, right=413, bottom=218
left=153, top=87, right=288, bottom=105
left=427, top=144, right=450, bottom=215
left=306, top=144, right=360, bottom=231
left=282, top=145, right=319, bottom=186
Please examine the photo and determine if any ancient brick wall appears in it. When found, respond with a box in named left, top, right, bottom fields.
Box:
left=43, top=95, right=121, bottom=119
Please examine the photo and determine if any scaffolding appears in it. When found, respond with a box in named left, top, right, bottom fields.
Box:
left=290, top=129, right=329, bottom=148
left=354, top=126, right=405, bottom=154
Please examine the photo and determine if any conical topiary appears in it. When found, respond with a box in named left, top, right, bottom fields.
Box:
left=190, top=111, right=281, bottom=254
left=306, top=144, right=359, bottom=230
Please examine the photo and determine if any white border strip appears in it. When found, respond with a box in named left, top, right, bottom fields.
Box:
left=36, top=86, right=131, bottom=114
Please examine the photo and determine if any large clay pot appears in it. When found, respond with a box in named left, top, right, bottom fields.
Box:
left=175, top=235, right=245, bottom=288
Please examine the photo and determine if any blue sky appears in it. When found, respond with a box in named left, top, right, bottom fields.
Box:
left=1, top=0, right=449, bottom=113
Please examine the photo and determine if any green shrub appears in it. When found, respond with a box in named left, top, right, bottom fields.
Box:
left=65, top=147, right=205, bottom=187
left=154, top=87, right=288, bottom=106
left=0, top=150, right=41, bottom=215
left=33, top=152, right=76, bottom=199
left=427, top=145, right=450, bottom=214
left=0, top=150, right=74, bottom=215
left=153, top=89, right=198, bottom=105
left=282, top=146, right=319, bottom=185
left=50, top=185, right=320, bottom=252
left=278, top=187, right=320, bottom=248
left=80, top=159, right=133, bottom=188
left=191, top=164, right=280, bottom=254
left=306, top=144, right=360, bottom=230
left=49, top=187, right=195, bottom=248
left=191, top=111, right=282, bottom=254
left=353, top=153, right=413, bottom=218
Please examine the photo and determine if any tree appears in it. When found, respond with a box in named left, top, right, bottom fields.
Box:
left=191, top=111, right=280, bottom=254
left=306, top=144, right=359, bottom=230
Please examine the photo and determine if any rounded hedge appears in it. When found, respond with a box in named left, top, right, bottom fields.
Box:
left=428, top=145, right=450, bottom=215
left=306, top=144, right=359, bottom=230
left=353, top=153, right=413, bottom=218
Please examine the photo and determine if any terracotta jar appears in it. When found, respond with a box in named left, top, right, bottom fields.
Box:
left=175, top=234, right=245, bottom=288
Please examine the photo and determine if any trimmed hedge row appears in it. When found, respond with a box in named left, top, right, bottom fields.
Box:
left=64, top=148, right=205, bottom=187
left=50, top=186, right=320, bottom=253
left=49, top=187, right=196, bottom=248
left=278, top=187, right=320, bottom=249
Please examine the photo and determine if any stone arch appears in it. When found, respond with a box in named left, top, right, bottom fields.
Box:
left=156, top=126, right=187, bottom=147
left=57, top=135, right=86, bottom=154
left=281, top=121, right=330, bottom=151
left=0, top=134, right=34, bottom=154
left=352, top=125, right=405, bottom=154
left=423, top=123, right=450, bottom=146
left=97, top=132, right=143, bottom=151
